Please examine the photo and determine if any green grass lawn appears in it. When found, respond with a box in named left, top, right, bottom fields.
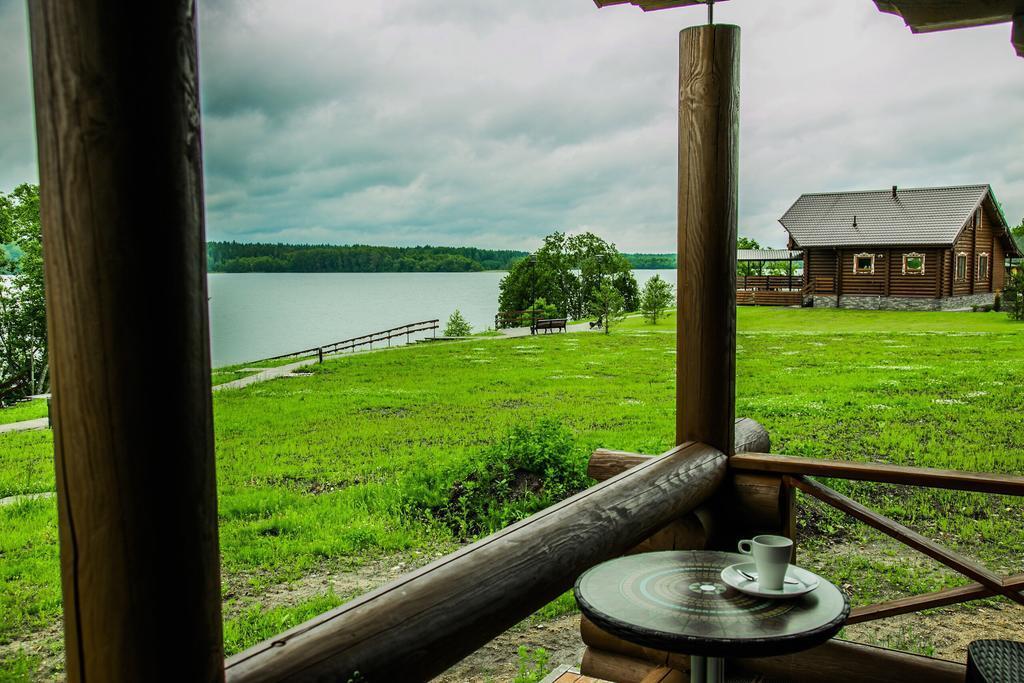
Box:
left=3, top=307, right=1024, bottom=678
left=0, top=399, right=48, bottom=426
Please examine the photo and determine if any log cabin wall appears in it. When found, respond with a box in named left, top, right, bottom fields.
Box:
left=886, top=247, right=943, bottom=298
left=806, top=248, right=837, bottom=292
left=950, top=203, right=1002, bottom=295
left=838, top=249, right=885, bottom=296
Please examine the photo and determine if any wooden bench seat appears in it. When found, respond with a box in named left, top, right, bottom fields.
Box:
left=531, top=317, right=568, bottom=334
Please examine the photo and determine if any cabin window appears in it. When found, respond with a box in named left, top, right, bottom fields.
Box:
left=956, top=252, right=968, bottom=281
left=902, top=252, right=925, bottom=275
left=853, top=253, right=875, bottom=275
left=977, top=253, right=989, bottom=281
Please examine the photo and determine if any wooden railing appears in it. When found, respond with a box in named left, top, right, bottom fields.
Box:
left=255, top=320, right=439, bottom=364
left=807, top=277, right=835, bottom=294
left=737, top=274, right=804, bottom=291
left=581, top=447, right=1024, bottom=681
left=224, top=440, right=735, bottom=682
left=730, top=453, right=1024, bottom=625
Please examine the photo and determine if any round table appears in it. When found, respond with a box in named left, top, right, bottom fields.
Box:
left=574, top=550, right=849, bottom=683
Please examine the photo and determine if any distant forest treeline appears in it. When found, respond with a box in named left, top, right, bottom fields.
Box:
left=207, top=242, right=528, bottom=273
left=207, top=241, right=678, bottom=272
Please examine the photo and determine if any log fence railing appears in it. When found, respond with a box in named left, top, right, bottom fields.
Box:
left=224, top=438, right=737, bottom=682
left=737, top=274, right=804, bottom=291
left=256, top=320, right=439, bottom=364
left=590, top=447, right=1024, bottom=634
left=729, top=453, right=1024, bottom=625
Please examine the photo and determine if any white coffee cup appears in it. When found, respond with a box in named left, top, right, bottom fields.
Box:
left=737, top=534, right=793, bottom=590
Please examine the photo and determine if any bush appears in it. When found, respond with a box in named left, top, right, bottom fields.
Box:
left=514, top=646, right=551, bottom=683
left=1005, top=271, right=1024, bottom=321
left=444, top=309, right=472, bottom=336
left=410, top=420, right=590, bottom=539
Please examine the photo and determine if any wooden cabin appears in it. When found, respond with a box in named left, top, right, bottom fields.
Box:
left=22, top=1, right=1024, bottom=683
left=782, top=184, right=1022, bottom=310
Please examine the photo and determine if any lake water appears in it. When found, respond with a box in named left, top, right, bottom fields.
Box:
left=207, top=270, right=676, bottom=367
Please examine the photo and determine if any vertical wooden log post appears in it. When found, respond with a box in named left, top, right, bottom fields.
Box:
left=28, top=3, right=224, bottom=682
left=676, top=24, right=740, bottom=456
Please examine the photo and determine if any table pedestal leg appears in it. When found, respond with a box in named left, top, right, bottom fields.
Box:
left=690, top=656, right=724, bottom=683
left=690, top=655, right=706, bottom=682
left=707, top=656, right=724, bottom=683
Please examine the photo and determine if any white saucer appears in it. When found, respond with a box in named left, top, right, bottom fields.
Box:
left=720, top=562, right=820, bottom=599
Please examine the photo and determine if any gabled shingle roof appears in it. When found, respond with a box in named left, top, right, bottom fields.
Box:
left=779, top=184, right=1006, bottom=249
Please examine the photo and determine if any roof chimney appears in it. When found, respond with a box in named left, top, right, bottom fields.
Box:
left=853, top=215, right=858, bottom=228
left=892, top=185, right=898, bottom=199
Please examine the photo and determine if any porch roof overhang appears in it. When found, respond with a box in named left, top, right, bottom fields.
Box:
left=593, top=0, right=1024, bottom=57
left=737, top=249, right=802, bottom=262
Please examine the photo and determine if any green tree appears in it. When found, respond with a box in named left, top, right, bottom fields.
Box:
left=497, top=231, right=638, bottom=323
left=1004, top=271, right=1024, bottom=321
left=589, top=281, right=626, bottom=335
left=444, top=309, right=472, bottom=337
left=640, top=274, right=675, bottom=324
left=0, top=184, right=48, bottom=399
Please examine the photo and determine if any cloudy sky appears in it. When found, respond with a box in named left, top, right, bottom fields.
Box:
left=1, top=0, right=1021, bottom=251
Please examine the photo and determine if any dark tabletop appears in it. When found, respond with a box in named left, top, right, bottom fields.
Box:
left=574, top=550, right=850, bottom=658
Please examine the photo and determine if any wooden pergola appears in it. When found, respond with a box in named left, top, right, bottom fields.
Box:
left=26, top=1, right=1024, bottom=682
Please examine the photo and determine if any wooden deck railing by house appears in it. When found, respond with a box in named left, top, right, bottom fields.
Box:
left=737, top=274, right=804, bottom=291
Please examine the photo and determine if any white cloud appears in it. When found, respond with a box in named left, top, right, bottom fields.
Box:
left=1, top=0, right=1021, bottom=250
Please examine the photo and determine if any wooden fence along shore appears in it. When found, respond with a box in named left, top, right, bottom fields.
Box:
left=257, top=319, right=439, bottom=364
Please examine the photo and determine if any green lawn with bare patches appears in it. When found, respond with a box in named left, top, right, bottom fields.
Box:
left=2, top=307, right=1023, bottom=678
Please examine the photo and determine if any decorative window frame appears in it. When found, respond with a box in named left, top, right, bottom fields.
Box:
left=955, top=252, right=968, bottom=281
left=977, top=252, right=989, bottom=281
left=853, top=252, right=875, bottom=275
left=901, top=252, right=925, bottom=275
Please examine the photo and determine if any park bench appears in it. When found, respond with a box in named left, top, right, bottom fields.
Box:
left=531, top=318, right=567, bottom=335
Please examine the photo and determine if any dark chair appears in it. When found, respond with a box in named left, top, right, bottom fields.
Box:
left=967, top=640, right=1024, bottom=682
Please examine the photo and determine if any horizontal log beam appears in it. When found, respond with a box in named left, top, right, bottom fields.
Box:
left=225, top=441, right=727, bottom=682
left=848, top=583, right=991, bottom=624
left=589, top=418, right=769, bottom=481
left=733, top=637, right=965, bottom=683
left=581, top=648, right=661, bottom=683
left=787, top=475, right=1024, bottom=607
left=731, top=453, right=1024, bottom=496
left=848, top=571, right=1024, bottom=624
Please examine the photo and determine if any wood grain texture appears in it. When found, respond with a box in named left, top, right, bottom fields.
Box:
left=731, top=453, right=1024, bottom=496
left=27, top=2, right=223, bottom=681
left=589, top=418, right=768, bottom=481
left=581, top=616, right=689, bottom=671
left=848, top=583, right=992, bottom=624
left=733, top=637, right=965, bottom=683
left=676, top=25, right=740, bottom=454
left=639, top=666, right=687, bottom=683
left=787, top=475, right=1024, bottom=606
left=581, top=648, right=660, bottom=683
left=225, top=442, right=727, bottom=682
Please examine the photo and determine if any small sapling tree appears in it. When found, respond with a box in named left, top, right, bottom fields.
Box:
left=589, top=281, right=625, bottom=335
left=444, top=309, right=472, bottom=336
left=640, top=274, right=675, bottom=325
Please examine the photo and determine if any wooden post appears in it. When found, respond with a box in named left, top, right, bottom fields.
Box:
left=676, top=24, right=740, bottom=455
left=27, top=3, right=224, bottom=681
